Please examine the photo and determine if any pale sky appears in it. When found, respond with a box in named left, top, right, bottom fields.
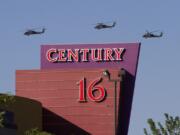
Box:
left=0, top=1, right=180, bottom=134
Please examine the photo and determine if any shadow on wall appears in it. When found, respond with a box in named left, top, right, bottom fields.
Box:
left=0, top=96, right=42, bottom=135
left=42, top=71, right=136, bottom=135
left=43, top=108, right=91, bottom=135
left=117, top=71, right=135, bottom=135
left=0, top=110, right=17, bottom=135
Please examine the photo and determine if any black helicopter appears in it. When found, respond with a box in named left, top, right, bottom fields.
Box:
left=143, top=30, right=163, bottom=39
left=94, top=22, right=116, bottom=30
left=24, top=28, right=46, bottom=36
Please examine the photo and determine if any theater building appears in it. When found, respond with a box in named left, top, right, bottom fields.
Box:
left=16, top=43, right=140, bottom=135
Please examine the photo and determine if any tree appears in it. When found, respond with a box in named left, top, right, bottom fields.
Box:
left=144, top=113, right=180, bottom=135
left=0, top=93, right=15, bottom=128
left=0, top=93, right=15, bottom=105
left=24, top=128, right=54, bottom=135
left=0, top=111, right=5, bottom=128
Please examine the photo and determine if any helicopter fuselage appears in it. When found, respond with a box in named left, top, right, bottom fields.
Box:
left=24, top=28, right=45, bottom=36
left=94, top=22, right=116, bottom=30
left=143, top=32, right=163, bottom=38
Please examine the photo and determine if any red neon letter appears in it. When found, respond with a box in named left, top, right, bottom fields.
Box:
left=77, top=78, right=106, bottom=102
left=114, top=48, right=125, bottom=61
left=58, top=49, right=67, bottom=62
left=88, top=78, right=106, bottom=102
left=67, top=49, right=79, bottom=62
left=91, top=48, right=103, bottom=61
left=104, top=48, right=114, bottom=61
left=77, top=78, right=86, bottom=102
left=80, top=48, right=89, bottom=62
left=46, top=48, right=58, bottom=62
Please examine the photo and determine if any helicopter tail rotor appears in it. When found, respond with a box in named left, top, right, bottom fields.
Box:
left=112, top=22, right=116, bottom=27
left=42, top=28, right=46, bottom=33
left=160, top=32, right=163, bottom=37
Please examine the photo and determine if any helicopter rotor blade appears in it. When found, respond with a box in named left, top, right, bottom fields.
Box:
left=150, top=30, right=161, bottom=33
left=25, top=26, right=45, bottom=31
left=94, top=21, right=116, bottom=25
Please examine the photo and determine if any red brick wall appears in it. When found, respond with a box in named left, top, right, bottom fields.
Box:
left=16, top=68, right=121, bottom=135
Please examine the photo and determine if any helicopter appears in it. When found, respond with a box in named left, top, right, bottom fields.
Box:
left=24, top=28, right=46, bottom=36
left=143, top=30, right=163, bottom=39
left=94, top=22, right=116, bottom=30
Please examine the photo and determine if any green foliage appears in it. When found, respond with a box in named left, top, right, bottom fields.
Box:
left=0, top=111, right=5, bottom=128
left=144, top=113, right=180, bottom=135
left=24, top=128, right=54, bottom=135
left=0, top=93, right=15, bottom=128
left=0, top=93, right=15, bottom=105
